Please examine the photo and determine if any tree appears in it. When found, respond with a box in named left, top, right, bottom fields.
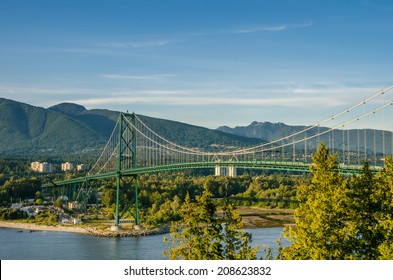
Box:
left=54, top=197, right=62, bottom=208
left=375, top=156, right=393, bottom=259
left=164, top=189, right=259, bottom=260
left=221, top=202, right=259, bottom=259
left=345, top=161, right=383, bottom=259
left=280, top=144, right=393, bottom=260
left=280, top=143, right=350, bottom=259
left=35, top=198, right=43, bottom=205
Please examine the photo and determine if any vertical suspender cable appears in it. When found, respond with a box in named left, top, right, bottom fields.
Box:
left=374, top=112, right=377, bottom=166
left=357, top=128, right=360, bottom=166
left=362, top=102, right=366, bottom=164
left=382, top=109, right=386, bottom=158
left=342, top=129, right=345, bottom=165
left=304, top=132, right=307, bottom=164
left=347, top=129, right=350, bottom=166
left=332, top=130, right=335, bottom=154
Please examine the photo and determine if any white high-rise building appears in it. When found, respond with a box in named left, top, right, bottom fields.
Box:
left=77, top=164, right=90, bottom=172
left=31, top=162, right=54, bottom=173
left=39, top=162, right=53, bottom=173
left=31, top=161, right=40, bottom=171
left=61, top=162, right=74, bottom=172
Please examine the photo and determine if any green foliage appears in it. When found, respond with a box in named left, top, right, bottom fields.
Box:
left=164, top=190, right=259, bottom=260
left=281, top=144, right=393, bottom=260
left=232, top=174, right=301, bottom=209
left=132, top=172, right=301, bottom=227
left=375, top=156, right=393, bottom=259
left=221, top=203, right=259, bottom=259
left=0, top=177, right=41, bottom=202
left=0, top=98, right=262, bottom=157
left=0, top=157, right=31, bottom=178
left=54, top=197, right=62, bottom=208
left=281, top=143, right=350, bottom=259
left=0, top=208, right=28, bottom=220
left=35, top=198, right=43, bottom=205
left=0, top=98, right=107, bottom=156
left=145, top=196, right=182, bottom=226
left=345, top=161, right=383, bottom=259
left=33, top=210, right=59, bottom=226
left=138, top=115, right=262, bottom=152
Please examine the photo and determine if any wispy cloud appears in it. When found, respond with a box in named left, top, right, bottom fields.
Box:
left=0, top=84, right=95, bottom=95
left=97, top=39, right=178, bottom=49
left=71, top=91, right=346, bottom=108
left=95, top=21, right=313, bottom=51
left=231, top=24, right=288, bottom=34
left=291, top=84, right=377, bottom=97
left=230, top=21, right=313, bottom=34
left=2, top=81, right=389, bottom=129
left=100, top=74, right=177, bottom=81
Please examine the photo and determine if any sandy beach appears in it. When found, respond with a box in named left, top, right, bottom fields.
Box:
left=0, top=220, right=170, bottom=237
left=0, top=221, right=90, bottom=235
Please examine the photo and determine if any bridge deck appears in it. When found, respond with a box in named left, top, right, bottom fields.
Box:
left=42, top=160, right=380, bottom=189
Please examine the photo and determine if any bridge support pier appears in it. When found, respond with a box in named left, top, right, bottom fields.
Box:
left=215, top=165, right=237, bottom=177
left=114, top=112, right=140, bottom=227
left=114, top=175, right=139, bottom=227
left=115, top=172, right=121, bottom=227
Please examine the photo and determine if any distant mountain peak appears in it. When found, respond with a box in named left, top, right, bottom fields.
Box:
left=216, top=121, right=297, bottom=141
left=49, top=103, right=87, bottom=115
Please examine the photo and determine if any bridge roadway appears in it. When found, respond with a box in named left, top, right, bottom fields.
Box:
left=42, top=160, right=379, bottom=189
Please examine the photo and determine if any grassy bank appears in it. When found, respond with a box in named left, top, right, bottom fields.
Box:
left=234, top=207, right=295, bottom=228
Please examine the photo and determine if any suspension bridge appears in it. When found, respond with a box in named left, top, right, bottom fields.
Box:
left=42, top=86, right=393, bottom=227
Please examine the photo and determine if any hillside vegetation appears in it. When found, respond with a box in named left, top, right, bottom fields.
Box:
left=0, top=98, right=261, bottom=157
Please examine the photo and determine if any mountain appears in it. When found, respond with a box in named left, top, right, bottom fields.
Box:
left=217, top=121, right=393, bottom=154
left=0, top=99, right=110, bottom=156
left=218, top=121, right=306, bottom=141
left=3, top=97, right=390, bottom=159
left=0, top=98, right=262, bottom=158
left=49, top=103, right=87, bottom=116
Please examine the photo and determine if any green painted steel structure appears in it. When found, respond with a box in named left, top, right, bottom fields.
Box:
left=41, top=111, right=387, bottom=227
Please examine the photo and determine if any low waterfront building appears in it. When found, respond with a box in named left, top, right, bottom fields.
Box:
left=68, top=201, right=81, bottom=210
left=11, top=203, right=23, bottom=209
left=20, top=207, right=37, bottom=217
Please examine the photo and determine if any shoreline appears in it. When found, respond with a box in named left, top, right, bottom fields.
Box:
left=0, top=221, right=92, bottom=235
left=0, top=221, right=169, bottom=237
left=0, top=207, right=294, bottom=237
left=0, top=220, right=292, bottom=238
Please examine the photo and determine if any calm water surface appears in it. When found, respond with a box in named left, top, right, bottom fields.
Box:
left=0, top=227, right=287, bottom=260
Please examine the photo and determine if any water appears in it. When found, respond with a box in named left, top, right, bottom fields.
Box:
left=0, top=227, right=286, bottom=260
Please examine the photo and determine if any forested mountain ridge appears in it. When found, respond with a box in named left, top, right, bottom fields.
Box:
left=2, top=97, right=391, bottom=158
left=0, top=98, right=262, bottom=157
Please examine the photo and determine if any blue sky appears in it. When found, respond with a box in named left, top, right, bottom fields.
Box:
left=0, top=0, right=392, bottom=128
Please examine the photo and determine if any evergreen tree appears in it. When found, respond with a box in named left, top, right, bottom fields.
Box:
left=281, top=143, right=350, bottom=259
left=221, top=202, right=259, bottom=259
left=164, top=189, right=259, bottom=260
left=346, top=161, right=383, bottom=259
left=164, top=191, right=222, bottom=260
left=375, top=156, right=393, bottom=259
